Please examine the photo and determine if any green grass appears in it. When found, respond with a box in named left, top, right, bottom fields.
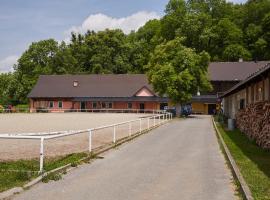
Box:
left=15, top=104, right=29, bottom=113
left=215, top=122, right=270, bottom=200
left=0, top=152, right=88, bottom=192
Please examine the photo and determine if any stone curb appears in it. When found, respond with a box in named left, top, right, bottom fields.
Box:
left=212, top=118, right=254, bottom=200
left=0, top=120, right=171, bottom=200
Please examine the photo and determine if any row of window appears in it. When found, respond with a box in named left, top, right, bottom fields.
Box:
left=48, top=102, right=133, bottom=109
left=93, top=102, right=133, bottom=109
left=49, top=101, right=62, bottom=108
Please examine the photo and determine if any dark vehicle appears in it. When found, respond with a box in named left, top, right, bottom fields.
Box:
left=181, top=104, right=192, bottom=117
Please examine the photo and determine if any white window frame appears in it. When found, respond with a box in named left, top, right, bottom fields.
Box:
left=92, top=102, right=97, bottom=109
left=58, top=101, right=63, bottom=109
left=49, top=101, right=54, bottom=108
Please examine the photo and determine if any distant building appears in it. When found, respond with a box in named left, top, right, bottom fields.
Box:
left=222, top=63, right=270, bottom=119
left=28, top=74, right=169, bottom=112
left=191, top=61, right=269, bottom=114
left=28, top=61, right=269, bottom=114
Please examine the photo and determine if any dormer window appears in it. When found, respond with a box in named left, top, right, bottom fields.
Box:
left=73, top=81, right=79, bottom=87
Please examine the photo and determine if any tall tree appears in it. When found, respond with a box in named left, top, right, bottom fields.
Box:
left=14, top=39, right=59, bottom=102
left=146, top=37, right=212, bottom=114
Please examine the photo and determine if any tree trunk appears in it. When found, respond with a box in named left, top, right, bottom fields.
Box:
left=175, top=103, right=182, bottom=117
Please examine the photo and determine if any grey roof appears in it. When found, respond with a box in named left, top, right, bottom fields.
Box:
left=222, top=63, right=270, bottom=97
left=191, top=95, right=217, bottom=103
left=208, top=61, right=269, bottom=81
left=28, top=61, right=270, bottom=99
left=28, top=74, right=157, bottom=98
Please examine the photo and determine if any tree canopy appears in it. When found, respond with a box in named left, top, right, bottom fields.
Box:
left=1, top=0, right=270, bottom=105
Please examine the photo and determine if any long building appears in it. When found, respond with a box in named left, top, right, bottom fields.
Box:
left=191, top=61, right=268, bottom=114
left=28, top=74, right=169, bottom=112
left=222, top=63, right=270, bottom=119
left=28, top=61, right=269, bottom=113
left=221, top=62, right=270, bottom=149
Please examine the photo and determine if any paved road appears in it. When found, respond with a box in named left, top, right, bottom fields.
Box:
left=13, top=115, right=235, bottom=200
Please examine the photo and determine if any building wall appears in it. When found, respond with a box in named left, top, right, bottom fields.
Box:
left=192, top=103, right=207, bottom=114
left=30, top=99, right=162, bottom=112
left=223, top=72, right=270, bottom=119
left=30, top=98, right=74, bottom=112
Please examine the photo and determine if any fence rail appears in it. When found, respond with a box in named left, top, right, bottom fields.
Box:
left=0, top=111, right=172, bottom=173
left=0, top=108, right=167, bottom=114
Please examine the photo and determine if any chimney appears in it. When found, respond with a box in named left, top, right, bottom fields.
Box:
left=239, top=58, right=243, bottom=62
left=73, top=80, right=79, bottom=87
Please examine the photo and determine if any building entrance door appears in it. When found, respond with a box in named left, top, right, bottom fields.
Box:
left=139, top=103, right=145, bottom=112
left=80, top=102, right=86, bottom=112
left=208, top=104, right=216, bottom=115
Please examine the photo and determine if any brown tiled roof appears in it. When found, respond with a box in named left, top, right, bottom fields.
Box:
left=222, top=63, right=270, bottom=97
left=209, top=61, right=269, bottom=81
left=28, top=61, right=270, bottom=98
left=28, top=74, right=156, bottom=98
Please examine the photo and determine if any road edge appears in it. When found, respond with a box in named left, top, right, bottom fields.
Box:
left=212, top=117, right=253, bottom=200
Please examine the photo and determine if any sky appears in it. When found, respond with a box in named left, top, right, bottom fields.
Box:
left=0, top=0, right=246, bottom=73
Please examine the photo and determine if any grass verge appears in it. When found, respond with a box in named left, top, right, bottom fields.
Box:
left=0, top=152, right=88, bottom=192
left=215, top=121, right=270, bottom=200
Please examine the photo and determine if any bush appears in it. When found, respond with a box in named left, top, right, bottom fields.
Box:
left=15, top=104, right=29, bottom=113
left=42, top=172, right=62, bottom=183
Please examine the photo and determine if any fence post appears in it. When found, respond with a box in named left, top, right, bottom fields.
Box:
left=154, top=116, right=156, bottom=126
left=113, top=125, right=116, bottom=143
left=39, top=137, right=44, bottom=174
left=158, top=115, right=161, bottom=125
left=88, top=129, right=92, bottom=153
left=148, top=118, right=150, bottom=130
left=129, top=121, right=132, bottom=137
left=140, top=119, right=142, bottom=133
left=165, top=114, right=167, bottom=122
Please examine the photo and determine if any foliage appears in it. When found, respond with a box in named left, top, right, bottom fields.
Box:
left=1, top=0, right=270, bottom=104
left=0, top=153, right=87, bottom=192
left=222, top=44, right=252, bottom=61
left=147, top=37, right=212, bottom=104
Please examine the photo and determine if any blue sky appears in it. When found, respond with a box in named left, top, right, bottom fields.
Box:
left=0, top=0, right=246, bottom=72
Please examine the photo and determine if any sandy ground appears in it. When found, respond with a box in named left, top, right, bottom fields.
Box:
left=0, top=113, right=160, bottom=160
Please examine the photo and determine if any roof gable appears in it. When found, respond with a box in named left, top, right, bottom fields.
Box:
left=134, top=86, right=155, bottom=97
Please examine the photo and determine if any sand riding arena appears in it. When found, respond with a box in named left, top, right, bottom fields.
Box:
left=0, top=112, right=170, bottom=161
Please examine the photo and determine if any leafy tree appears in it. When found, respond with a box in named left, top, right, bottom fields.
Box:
left=14, top=39, right=59, bottom=102
left=83, top=29, right=131, bottom=74
left=146, top=38, right=212, bottom=109
left=222, top=44, right=251, bottom=61
left=160, top=0, right=187, bottom=40
left=254, top=38, right=268, bottom=60
left=0, top=73, right=14, bottom=105
left=211, top=18, right=243, bottom=59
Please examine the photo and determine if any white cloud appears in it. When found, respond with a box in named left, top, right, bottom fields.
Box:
left=0, top=55, right=19, bottom=73
left=67, top=11, right=160, bottom=35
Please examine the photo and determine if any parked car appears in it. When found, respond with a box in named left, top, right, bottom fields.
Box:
left=181, top=104, right=192, bottom=117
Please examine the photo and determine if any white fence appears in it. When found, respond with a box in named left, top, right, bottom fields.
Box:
left=0, top=111, right=172, bottom=173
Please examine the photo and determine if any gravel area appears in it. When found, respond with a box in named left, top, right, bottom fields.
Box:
left=0, top=113, right=158, bottom=160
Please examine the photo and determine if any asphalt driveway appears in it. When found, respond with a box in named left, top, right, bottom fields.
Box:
left=13, top=115, right=235, bottom=200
